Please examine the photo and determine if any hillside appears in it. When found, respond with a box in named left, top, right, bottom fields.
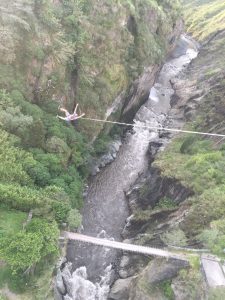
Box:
left=184, top=0, right=225, bottom=41
left=0, top=0, right=182, bottom=299
left=104, top=1, right=225, bottom=299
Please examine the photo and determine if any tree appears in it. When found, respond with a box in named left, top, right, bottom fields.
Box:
left=67, top=208, right=82, bottom=230
left=0, top=218, right=59, bottom=274
left=198, top=219, right=225, bottom=257
left=26, top=218, right=59, bottom=257
left=0, top=232, right=42, bottom=273
left=25, top=119, right=46, bottom=149
left=161, top=228, right=187, bottom=247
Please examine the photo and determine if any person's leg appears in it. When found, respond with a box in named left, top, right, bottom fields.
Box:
left=72, top=119, right=78, bottom=128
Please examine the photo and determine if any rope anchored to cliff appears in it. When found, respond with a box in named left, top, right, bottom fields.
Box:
left=81, top=117, right=225, bottom=138
left=57, top=106, right=225, bottom=138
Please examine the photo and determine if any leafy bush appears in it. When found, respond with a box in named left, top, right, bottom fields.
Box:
left=0, top=129, right=34, bottom=186
left=26, top=218, right=59, bottom=257
left=0, top=183, right=50, bottom=211
left=182, top=186, right=225, bottom=235
left=208, top=287, right=225, bottom=300
left=0, top=231, right=43, bottom=273
left=0, top=218, right=59, bottom=273
left=198, top=219, right=225, bottom=257
left=67, top=209, right=82, bottom=229
left=161, top=228, right=187, bottom=247
left=52, top=201, right=71, bottom=224
left=155, top=197, right=177, bottom=209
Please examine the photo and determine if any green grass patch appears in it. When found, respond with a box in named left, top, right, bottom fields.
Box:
left=0, top=206, right=26, bottom=237
left=184, top=0, right=225, bottom=41
left=155, top=197, right=177, bottom=210
left=154, top=135, right=225, bottom=194
left=159, top=280, right=174, bottom=300
left=154, top=130, right=225, bottom=244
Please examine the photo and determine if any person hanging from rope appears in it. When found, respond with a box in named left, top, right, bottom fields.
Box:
left=57, top=103, right=85, bottom=127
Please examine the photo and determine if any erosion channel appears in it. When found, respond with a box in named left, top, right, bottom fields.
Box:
left=62, top=34, right=198, bottom=300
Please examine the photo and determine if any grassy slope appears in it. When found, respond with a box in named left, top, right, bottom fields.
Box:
left=0, top=0, right=181, bottom=137
left=0, top=0, right=182, bottom=298
left=154, top=0, right=225, bottom=257
left=142, top=2, right=225, bottom=296
left=183, top=0, right=225, bottom=41
left=0, top=207, right=26, bottom=236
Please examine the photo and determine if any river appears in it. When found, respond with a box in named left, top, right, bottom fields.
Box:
left=65, top=34, right=198, bottom=300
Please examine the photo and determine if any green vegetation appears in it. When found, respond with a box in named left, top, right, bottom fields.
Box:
left=159, top=280, right=174, bottom=300
left=0, top=61, right=86, bottom=295
left=0, top=0, right=182, bottom=296
left=0, top=219, right=59, bottom=274
left=155, top=197, right=177, bottom=210
left=198, top=219, right=225, bottom=257
left=184, top=0, right=225, bottom=41
left=208, top=287, right=225, bottom=300
left=0, top=0, right=182, bottom=136
left=155, top=132, right=225, bottom=250
left=161, top=228, right=187, bottom=247
left=177, top=268, right=204, bottom=299
left=0, top=206, right=26, bottom=237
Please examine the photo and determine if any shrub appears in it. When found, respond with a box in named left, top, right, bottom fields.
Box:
left=67, top=209, right=82, bottom=229
left=161, top=228, right=187, bottom=247
left=198, top=219, right=225, bottom=257
left=0, top=183, right=48, bottom=211
left=0, top=218, right=59, bottom=274
left=0, top=231, right=43, bottom=273
left=182, top=186, right=225, bottom=235
left=52, top=201, right=71, bottom=224
left=26, top=218, right=59, bottom=257
left=155, top=197, right=177, bottom=209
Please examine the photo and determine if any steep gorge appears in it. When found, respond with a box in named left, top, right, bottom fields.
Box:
left=0, top=1, right=183, bottom=299
left=1, top=0, right=225, bottom=299
left=108, top=1, right=225, bottom=299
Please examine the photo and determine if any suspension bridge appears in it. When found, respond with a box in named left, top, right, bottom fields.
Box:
left=64, top=232, right=188, bottom=261
left=64, top=232, right=225, bottom=287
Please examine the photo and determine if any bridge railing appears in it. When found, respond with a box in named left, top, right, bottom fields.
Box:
left=64, top=232, right=189, bottom=262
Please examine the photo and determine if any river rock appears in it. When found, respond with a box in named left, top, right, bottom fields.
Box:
left=108, top=277, right=135, bottom=300
left=54, top=286, right=63, bottom=300
left=148, top=140, right=164, bottom=162
left=90, top=139, right=122, bottom=175
left=91, top=166, right=100, bottom=176
left=55, top=270, right=66, bottom=295
left=63, top=296, right=73, bottom=300
left=118, top=254, right=150, bottom=279
left=61, top=264, right=73, bottom=297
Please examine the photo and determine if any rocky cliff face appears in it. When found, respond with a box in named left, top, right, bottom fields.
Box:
left=0, top=0, right=182, bottom=138
left=109, top=2, right=225, bottom=299
left=0, top=1, right=184, bottom=299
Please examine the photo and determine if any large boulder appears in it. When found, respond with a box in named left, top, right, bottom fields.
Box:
left=128, top=258, right=188, bottom=300
left=140, top=258, right=188, bottom=284
left=109, top=277, right=135, bottom=300
left=55, top=270, right=66, bottom=295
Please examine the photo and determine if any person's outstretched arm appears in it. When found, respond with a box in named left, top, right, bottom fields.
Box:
left=57, top=115, right=67, bottom=120
left=59, top=107, right=69, bottom=116
left=75, top=113, right=85, bottom=120
left=74, top=104, right=78, bottom=114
